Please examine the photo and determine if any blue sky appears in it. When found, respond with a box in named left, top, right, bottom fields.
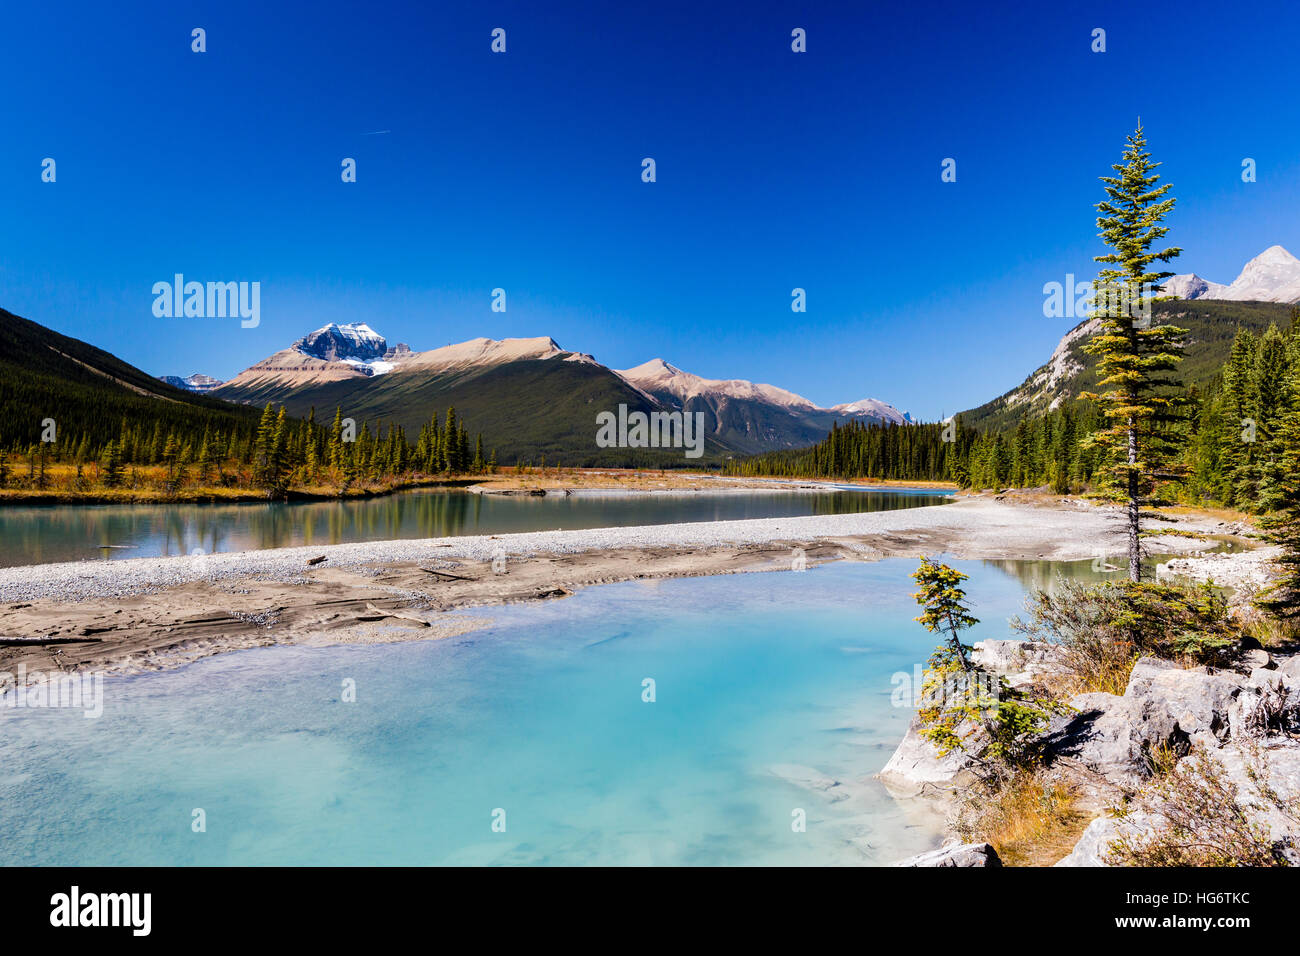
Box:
left=2, top=0, right=1298, bottom=420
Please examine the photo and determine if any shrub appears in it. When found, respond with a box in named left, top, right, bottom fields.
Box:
left=1012, top=578, right=1238, bottom=694
left=1106, top=744, right=1299, bottom=866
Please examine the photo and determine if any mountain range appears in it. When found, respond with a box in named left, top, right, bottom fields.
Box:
left=5, top=242, right=1297, bottom=466
left=161, top=323, right=909, bottom=461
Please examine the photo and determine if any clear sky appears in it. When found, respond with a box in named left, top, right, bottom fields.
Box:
left=3, top=0, right=1298, bottom=420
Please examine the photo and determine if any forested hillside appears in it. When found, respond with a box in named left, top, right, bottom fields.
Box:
left=729, top=312, right=1300, bottom=513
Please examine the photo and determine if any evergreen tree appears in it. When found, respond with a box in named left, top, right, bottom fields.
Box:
left=1080, top=124, right=1186, bottom=581
left=101, top=439, right=123, bottom=488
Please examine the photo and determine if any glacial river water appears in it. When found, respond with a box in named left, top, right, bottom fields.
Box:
left=1, top=556, right=1120, bottom=866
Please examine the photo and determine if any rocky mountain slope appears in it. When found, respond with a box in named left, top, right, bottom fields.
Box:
left=961, top=246, right=1300, bottom=432
left=961, top=298, right=1297, bottom=432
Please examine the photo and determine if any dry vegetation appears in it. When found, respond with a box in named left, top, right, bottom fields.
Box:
left=953, top=771, right=1090, bottom=866
left=0, top=461, right=460, bottom=504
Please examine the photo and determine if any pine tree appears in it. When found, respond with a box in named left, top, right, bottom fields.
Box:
left=328, top=407, right=344, bottom=474
left=101, top=439, right=123, bottom=488
left=1081, top=124, right=1186, bottom=581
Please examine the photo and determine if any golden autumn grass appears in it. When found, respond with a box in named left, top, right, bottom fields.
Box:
left=957, top=771, right=1091, bottom=866
left=0, top=462, right=469, bottom=504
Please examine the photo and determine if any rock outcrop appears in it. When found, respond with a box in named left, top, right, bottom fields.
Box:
left=1056, top=740, right=1300, bottom=866
left=1041, top=690, right=1187, bottom=787
left=878, top=640, right=1064, bottom=795
left=1055, top=654, right=1300, bottom=865
left=894, top=841, right=1002, bottom=867
left=882, top=644, right=1300, bottom=866
left=877, top=714, right=978, bottom=797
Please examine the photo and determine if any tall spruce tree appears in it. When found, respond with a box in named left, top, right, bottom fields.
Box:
left=1081, top=124, right=1186, bottom=581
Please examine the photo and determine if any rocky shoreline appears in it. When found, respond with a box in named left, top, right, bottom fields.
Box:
left=885, top=638, right=1300, bottom=866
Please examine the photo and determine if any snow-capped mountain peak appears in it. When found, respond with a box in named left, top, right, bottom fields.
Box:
left=293, top=322, right=389, bottom=363
left=830, top=398, right=911, bottom=425
left=1163, top=245, right=1300, bottom=304
left=1160, top=273, right=1228, bottom=301
left=1217, top=245, right=1300, bottom=302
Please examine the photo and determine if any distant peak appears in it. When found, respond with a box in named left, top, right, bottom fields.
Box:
left=622, top=358, right=684, bottom=377
left=293, top=322, right=388, bottom=363
left=1254, top=244, right=1298, bottom=262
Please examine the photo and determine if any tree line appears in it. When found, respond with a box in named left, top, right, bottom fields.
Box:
left=0, top=403, right=495, bottom=496
left=726, top=316, right=1299, bottom=513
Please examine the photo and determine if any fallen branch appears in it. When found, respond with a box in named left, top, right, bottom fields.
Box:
left=361, top=603, right=430, bottom=627
left=419, top=568, right=473, bottom=581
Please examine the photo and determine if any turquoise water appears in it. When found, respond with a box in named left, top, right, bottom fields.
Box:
left=0, top=559, right=1034, bottom=866
left=0, top=487, right=951, bottom=567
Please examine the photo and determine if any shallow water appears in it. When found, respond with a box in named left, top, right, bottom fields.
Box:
left=0, top=487, right=950, bottom=567
left=0, top=558, right=1038, bottom=867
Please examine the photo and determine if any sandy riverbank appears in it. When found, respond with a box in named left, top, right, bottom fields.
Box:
left=0, top=496, right=1258, bottom=687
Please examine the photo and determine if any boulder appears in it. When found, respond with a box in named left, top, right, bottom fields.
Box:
left=1277, top=654, right=1300, bottom=685
left=1242, top=648, right=1274, bottom=670
left=1043, top=691, right=1187, bottom=786
left=1054, top=811, right=1160, bottom=867
left=877, top=714, right=977, bottom=797
left=1235, top=669, right=1291, bottom=738
left=1277, top=656, right=1300, bottom=734
left=1122, top=656, right=1277, bottom=746
left=893, top=841, right=1002, bottom=867
left=1212, top=741, right=1300, bottom=863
